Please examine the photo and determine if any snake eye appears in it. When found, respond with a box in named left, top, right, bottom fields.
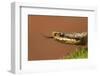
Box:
left=60, top=33, right=64, bottom=37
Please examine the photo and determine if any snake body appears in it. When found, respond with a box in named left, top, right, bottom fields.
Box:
left=43, top=32, right=87, bottom=45
left=52, top=32, right=87, bottom=45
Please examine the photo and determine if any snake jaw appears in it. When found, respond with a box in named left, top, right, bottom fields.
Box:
left=53, top=35, right=81, bottom=45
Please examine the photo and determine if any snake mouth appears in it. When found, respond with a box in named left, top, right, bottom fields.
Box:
left=53, top=36, right=81, bottom=45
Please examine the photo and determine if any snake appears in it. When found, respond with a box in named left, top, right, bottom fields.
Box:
left=43, top=32, right=87, bottom=45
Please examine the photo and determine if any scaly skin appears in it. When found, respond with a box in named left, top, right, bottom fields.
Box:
left=52, top=32, right=87, bottom=45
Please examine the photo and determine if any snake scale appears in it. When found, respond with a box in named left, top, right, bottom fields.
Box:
left=43, top=32, right=87, bottom=45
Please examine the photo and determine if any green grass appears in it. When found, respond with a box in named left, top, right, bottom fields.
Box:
left=64, top=47, right=88, bottom=59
